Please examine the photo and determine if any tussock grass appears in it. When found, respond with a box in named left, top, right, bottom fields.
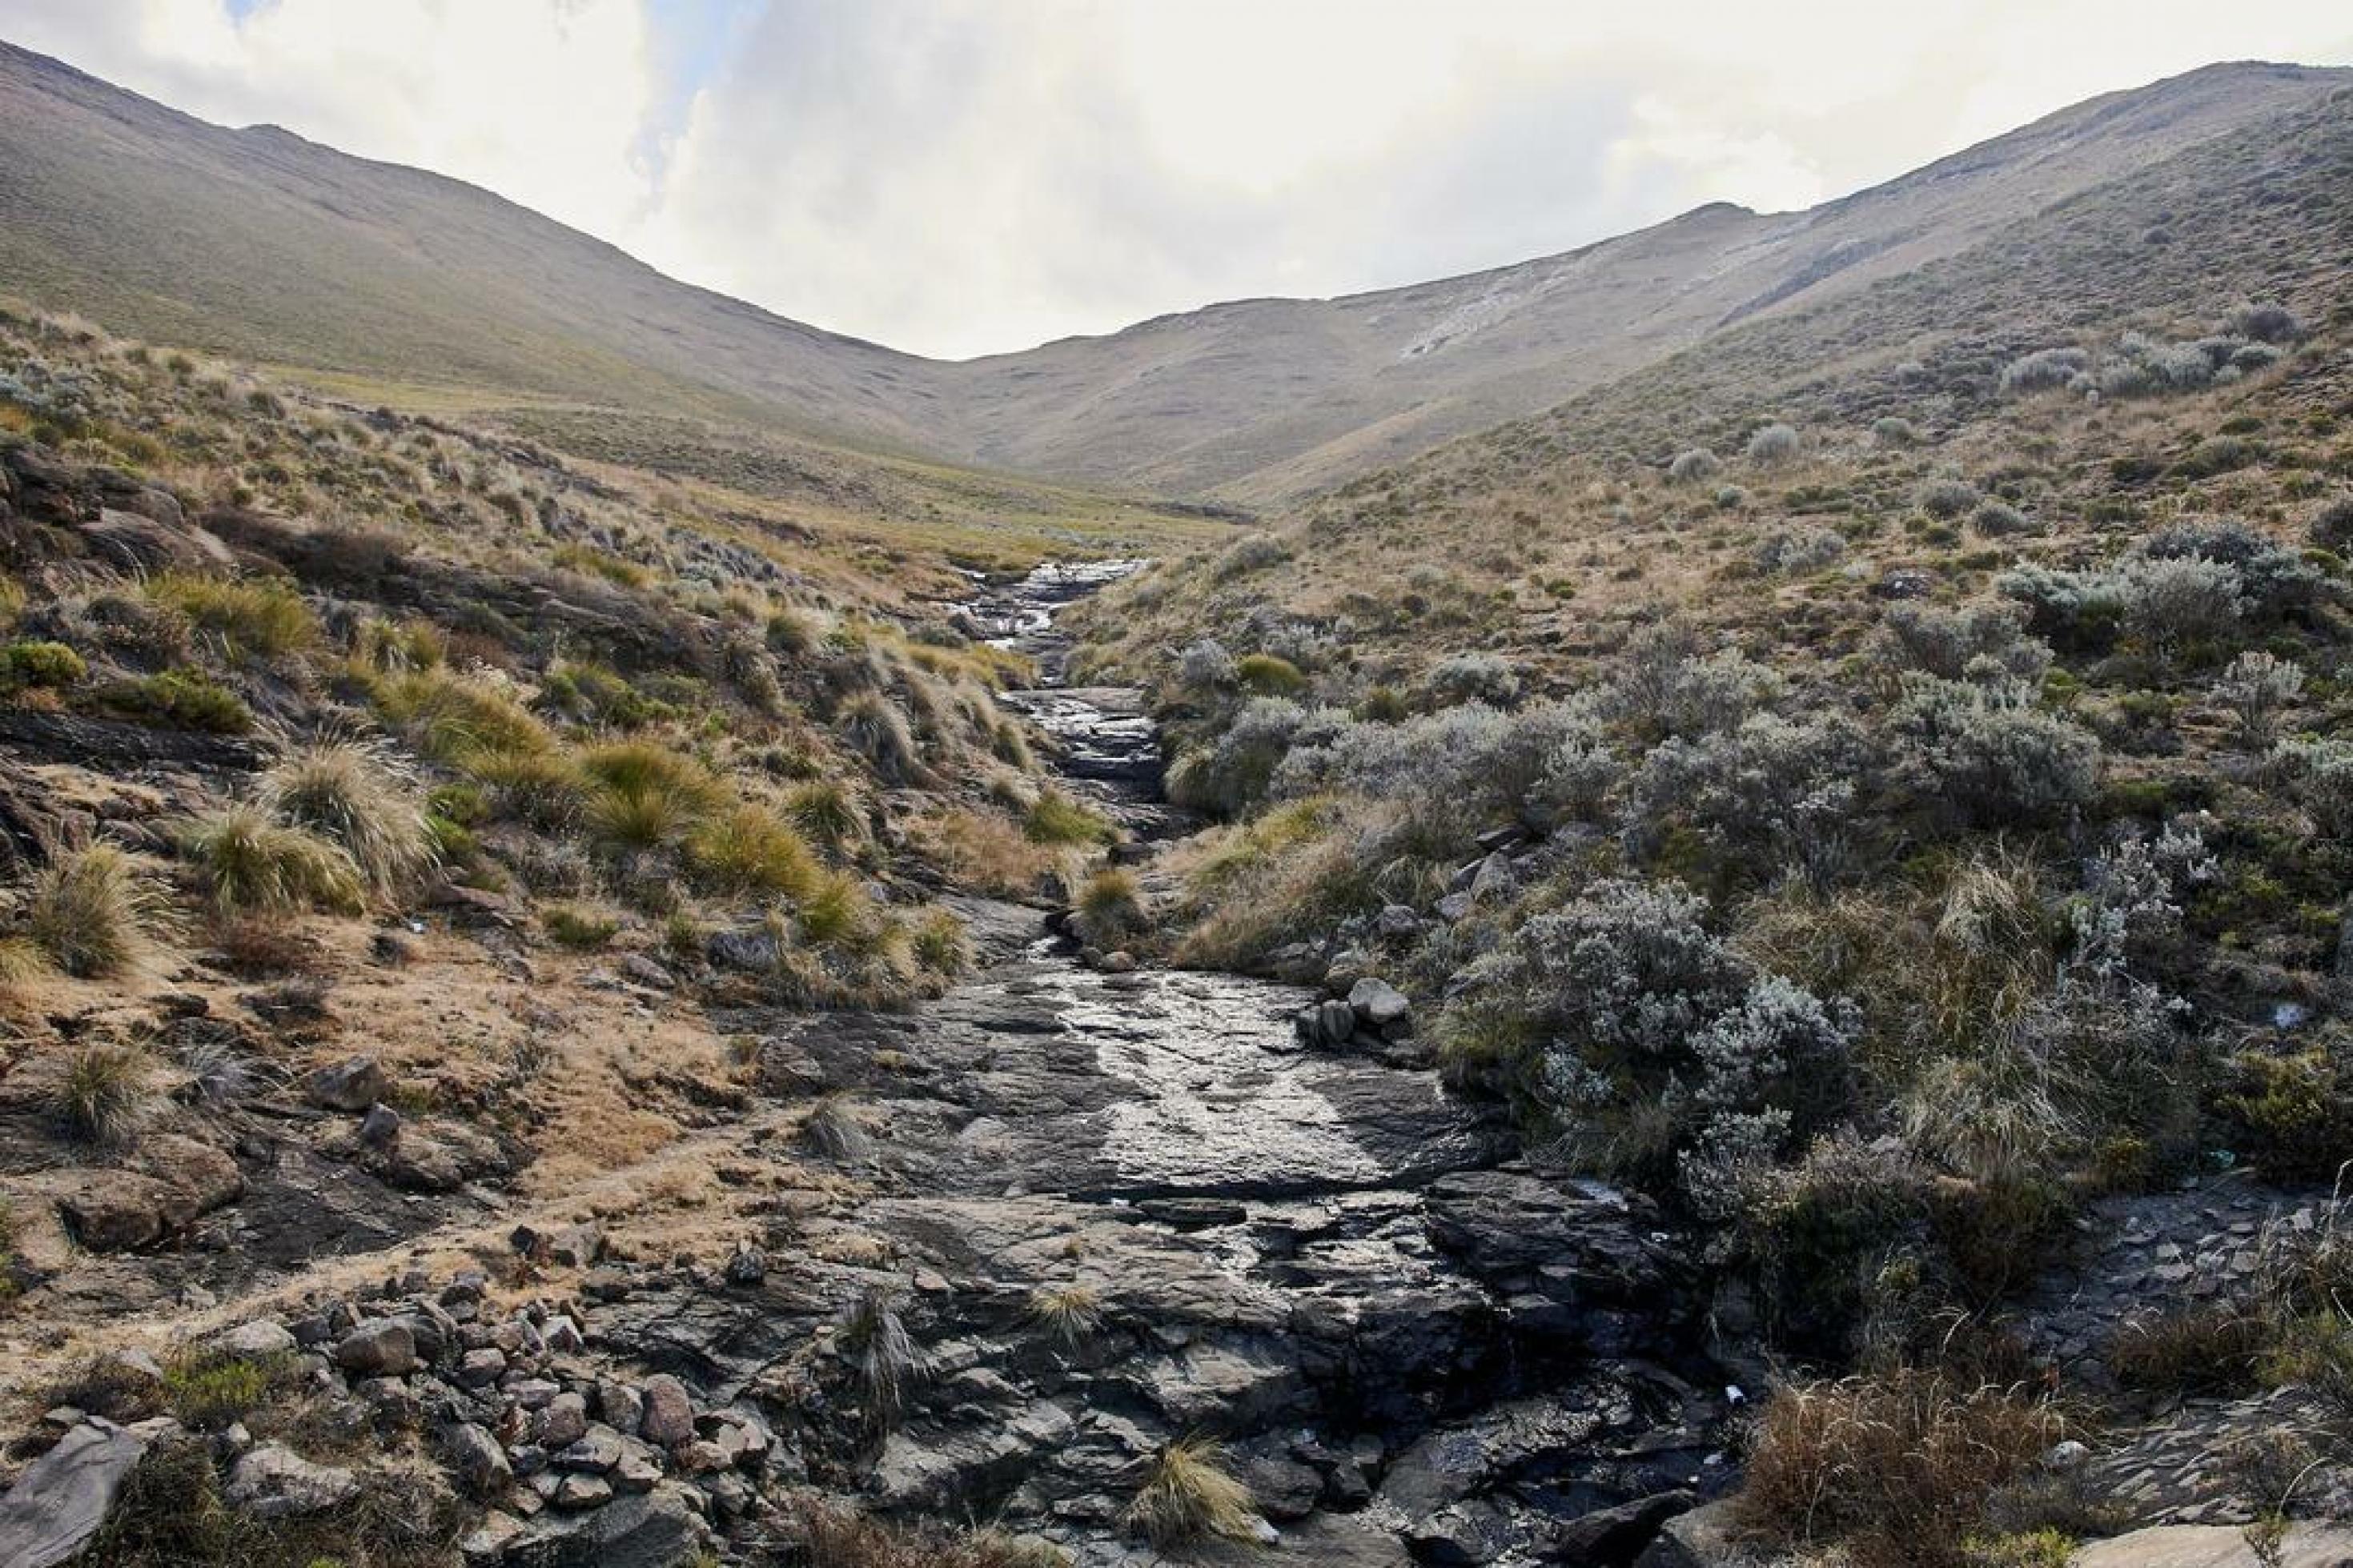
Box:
left=1026, top=1284, right=1102, bottom=1349
left=1126, top=1437, right=1261, bottom=1548
left=837, top=692, right=923, bottom=784
left=1074, top=867, right=1145, bottom=948
left=1737, top=1372, right=2064, bottom=1567
left=786, top=779, right=865, bottom=848
left=53, top=1040, right=159, bottom=1145
left=255, top=740, right=436, bottom=894
left=1025, top=788, right=1113, bottom=846
left=177, top=805, right=363, bottom=916
left=685, top=803, right=820, bottom=896
left=375, top=668, right=554, bottom=767
left=145, top=571, right=316, bottom=660
left=838, top=1286, right=918, bottom=1426
left=912, top=908, right=974, bottom=978
left=29, top=844, right=174, bottom=977
left=783, top=1503, right=1070, bottom=1568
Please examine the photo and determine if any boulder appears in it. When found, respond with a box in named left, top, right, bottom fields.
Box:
left=441, top=1421, right=512, bottom=1500
left=638, top=1374, right=695, bottom=1446
left=1633, top=1497, right=1743, bottom=1568
left=333, top=1318, right=419, bottom=1377
left=501, top=1481, right=707, bottom=1567
left=53, top=1171, right=180, bottom=1251
left=211, top=1320, right=298, bottom=1358
left=81, top=507, right=235, bottom=572
left=224, top=1443, right=360, bottom=1519
left=1347, top=977, right=1411, bottom=1030
left=0, top=1418, right=174, bottom=1568
left=2071, top=1523, right=2353, bottom=1568
left=305, top=1054, right=387, bottom=1113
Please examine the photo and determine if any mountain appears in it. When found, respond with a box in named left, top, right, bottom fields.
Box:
left=0, top=39, right=2343, bottom=506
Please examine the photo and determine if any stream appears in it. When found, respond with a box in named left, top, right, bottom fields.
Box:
left=715, top=563, right=1737, bottom=1566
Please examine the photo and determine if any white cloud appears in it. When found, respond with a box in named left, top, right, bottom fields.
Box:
left=5, top=0, right=2351, bottom=357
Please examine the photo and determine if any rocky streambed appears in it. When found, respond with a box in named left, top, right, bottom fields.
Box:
left=0, top=563, right=1737, bottom=1568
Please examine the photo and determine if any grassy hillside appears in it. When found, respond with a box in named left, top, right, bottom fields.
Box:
left=2, top=38, right=2341, bottom=506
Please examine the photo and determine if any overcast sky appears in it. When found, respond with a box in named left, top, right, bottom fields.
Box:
left=6, top=1, right=2351, bottom=359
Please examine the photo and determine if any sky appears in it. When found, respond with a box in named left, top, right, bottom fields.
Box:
left=5, top=1, right=2351, bottom=359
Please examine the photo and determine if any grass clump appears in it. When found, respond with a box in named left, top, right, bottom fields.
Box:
left=52, top=1040, right=159, bottom=1145
left=29, top=844, right=173, bottom=976
left=91, top=668, right=252, bottom=733
left=1025, top=788, right=1113, bottom=846
left=1074, top=867, right=1145, bottom=947
left=0, top=638, right=86, bottom=690
left=787, top=779, right=865, bottom=849
left=837, top=692, right=923, bottom=785
left=543, top=905, right=620, bottom=951
left=685, top=803, right=820, bottom=896
left=146, top=571, right=316, bottom=660
left=255, top=740, right=436, bottom=894
left=374, top=668, right=552, bottom=768
left=912, top=908, right=974, bottom=978
left=581, top=740, right=724, bottom=851
left=1737, top=1371, right=2064, bottom=1567
left=161, top=1347, right=289, bottom=1430
left=783, top=1504, right=1071, bottom=1568
left=1126, top=1437, right=1262, bottom=1548
left=1026, top=1284, right=1102, bottom=1349
left=177, top=806, right=363, bottom=916
left=1233, top=652, right=1307, bottom=697
left=838, top=1286, right=918, bottom=1426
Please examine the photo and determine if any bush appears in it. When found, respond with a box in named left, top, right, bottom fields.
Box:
left=2117, top=555, right=2241, bottom=655
left=1969, top=500, right=2037, bottom=538
left=1873, top=417, right=1921, bottom=447
left=1424, top=651, right=1520, bottom=708
left=1177, top=639, right=1235, bottom=691
left=2226, top=301, right=2303, bottom=344
left=1996, top=566, right=2124, bottom=656
left=1667, top=447, right=1721, bottom=484
left=255, top=740, right=436, bottom=894
left=146, top=572, right=315, bottom=660
left=1273, top=699, right=1607, bottom=840
left=1624, top=712, right=1868, bottom=880
left=1891, top=681, right=2099, bottom=827
left=2214, top=651, right=2302, bottom=748
left=1738, top=1371, right=2065, bottom=1567
left=1916, top=478, right=1982, bottom=519
left=178, top=806, right=364, bottom=916
left=1746, top=422, right=1801, bottom=464
left=1998, top=347, right=2089, bottom=395
left=1604, top=623, right=1780, bottom=740
left=2221, top=1043, right=2353, bottom=1183
left=1233, top=652, right=1307, bottom=698
left=1871, top=604, right=2050, bottom=686
left=2310, top=495, right=2353, bottom=553
left=53, top=1040, right=158, bottom=1145
left=93, top=668, right=253, bottom=733
left=1167, top=698, right=1305, bottom=816
left=2133, top=519, right=2323, bottom=624
left=0, top=639, right=86, bottom=689
left=1721, top=1133, right=1931, bottom=1355
left=1127, top=1438, right=1261, bottom=1548
left=1755, top=525, right=1846, bottom=574
left=30, top=844, right=174, bottom=976
left=1212, top=533, right=1291, bottom=580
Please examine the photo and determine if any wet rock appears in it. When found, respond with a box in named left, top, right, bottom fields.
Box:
left=225, top=1443, right=360, bottom=1518
left=1135, top=1197, right=1249, bottom=1230
left=1554, top=1490, right=1698, bottom=1566
left=334, top=1318, right=419, bottom=1377
left=306, top=1054, right=388, bottom=1112
left=0, top=1418, right=175, bottom=1568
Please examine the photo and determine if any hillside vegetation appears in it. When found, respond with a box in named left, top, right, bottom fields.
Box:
left=1070, top=79, right=2353, bottom=1563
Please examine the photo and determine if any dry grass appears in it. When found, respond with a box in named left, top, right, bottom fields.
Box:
left=1737, top=1371, right=2066, bottom=1567
left=28, top=844, right=175, bottom=977
left=177, top=805, right=364, bottom=916
left=782, top=1502, right=1070, bottom=1568
left=1026, top=1284, right=1102, bottom=1349
left=52, top=1040, right=160, bottom=1145
left=144, top=571, right=316, bottom=660
left=1073, top=867, right=1144, bottom=948
left=1126, top=1437, right=1262, bottom=1548
left=910, top=808, right=1070, bottom=899
left=255, top=740, right=437, bottom=894
left=685, top=802, right=820, bottom=897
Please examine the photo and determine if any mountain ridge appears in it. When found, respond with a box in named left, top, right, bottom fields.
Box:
left=0, top=39, right=2343, bottom=502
